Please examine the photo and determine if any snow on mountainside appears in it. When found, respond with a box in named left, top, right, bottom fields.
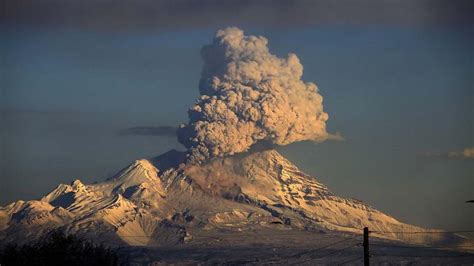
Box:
left=0, top=150, right=469, bottom=248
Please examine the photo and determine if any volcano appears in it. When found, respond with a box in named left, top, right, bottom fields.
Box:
left=0, top=149, right=467, bottom=251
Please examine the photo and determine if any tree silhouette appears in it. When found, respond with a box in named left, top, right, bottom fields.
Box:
left=0, top=231, right=120, bottom=265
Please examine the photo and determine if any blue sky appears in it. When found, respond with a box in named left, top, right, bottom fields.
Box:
left=1, top=4, right=473, bottom=231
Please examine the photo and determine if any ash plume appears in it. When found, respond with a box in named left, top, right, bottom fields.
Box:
left=178, top=27, right=334, bottom=162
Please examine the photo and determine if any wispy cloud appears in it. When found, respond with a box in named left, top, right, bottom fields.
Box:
left=425, top=146, right=474, bottom=160
left=447, top=147, right=474, bottom=160
left=327, top=132, right=345, bottom=142
left=118, top=126, right=177, bottom=137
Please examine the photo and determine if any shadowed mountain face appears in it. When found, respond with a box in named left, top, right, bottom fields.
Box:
left=0, top=150, right=469, bottom=248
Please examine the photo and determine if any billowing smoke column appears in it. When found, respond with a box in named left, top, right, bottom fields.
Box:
left=178, top=27, right=330, bottom=162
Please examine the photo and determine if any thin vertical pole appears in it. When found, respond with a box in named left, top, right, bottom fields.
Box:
left=363, top=227, right=369, bottom=266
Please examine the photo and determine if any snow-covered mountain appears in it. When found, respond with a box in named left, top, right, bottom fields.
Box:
left=0, top=150, right=468, bottom=248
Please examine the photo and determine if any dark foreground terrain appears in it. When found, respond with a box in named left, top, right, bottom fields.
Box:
left=1, top=228, right=473, bottom=265
left=117, top=228, right=474, bottom=265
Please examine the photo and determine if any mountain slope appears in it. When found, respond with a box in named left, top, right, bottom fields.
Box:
left=0, top=150, right=468, bottom=248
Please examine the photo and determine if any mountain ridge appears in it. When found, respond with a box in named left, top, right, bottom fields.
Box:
left=0, top=149, right=468, bottom=248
